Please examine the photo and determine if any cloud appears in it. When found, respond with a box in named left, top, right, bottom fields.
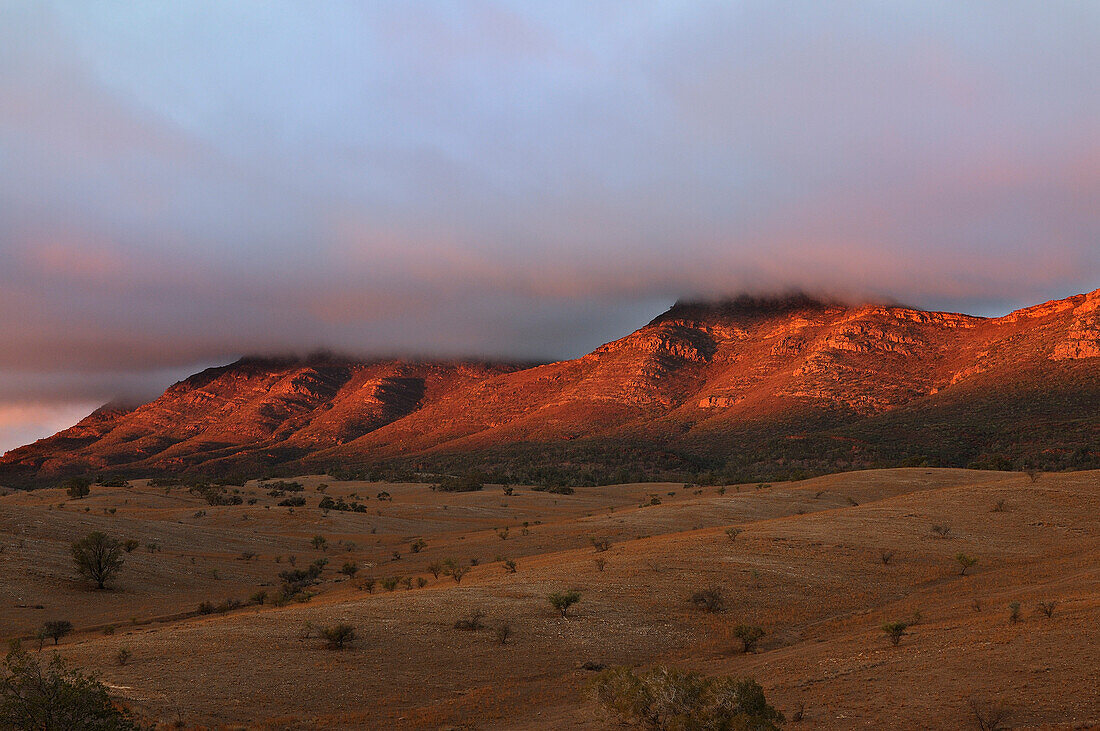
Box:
left=0, top=1, right=1096, bottom=442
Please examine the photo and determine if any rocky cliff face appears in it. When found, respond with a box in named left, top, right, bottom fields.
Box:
left=2, top=289, right=1098, bottom=483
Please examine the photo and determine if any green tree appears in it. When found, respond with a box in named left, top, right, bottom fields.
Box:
left=0, top=643, right=136, bottom=729
left=71, top=533, right=124, bottom=590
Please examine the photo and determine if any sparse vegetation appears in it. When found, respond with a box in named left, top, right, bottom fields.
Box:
left=589, top=537, right=611, bottom=552
left=495, top=622, right=511, bottom=645
left=592, top=666, right=783, bottom=730
left=1036, top=600, right=1056, bottom=618
left=880, top=549, right=895, bottom=565
left=970, top=699, right=1010, bottom=731
left=725, top=527, right=742, bottom=541
left=1008, top=601, right=1021, bottom=623
left=932, top=524, right=952, bottom=539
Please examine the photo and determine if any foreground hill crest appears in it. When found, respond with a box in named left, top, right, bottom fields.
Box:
left=2, top=288, right=1098, bottom=484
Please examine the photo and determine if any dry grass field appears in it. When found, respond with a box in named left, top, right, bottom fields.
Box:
left=1, top=468, right=1097, bottom=729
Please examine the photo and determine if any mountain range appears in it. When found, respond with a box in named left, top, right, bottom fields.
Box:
left=2, top=288, right=1098, bottom=487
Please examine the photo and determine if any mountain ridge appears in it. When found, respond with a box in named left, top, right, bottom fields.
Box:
left=2, top=288, right=1098, bottom=486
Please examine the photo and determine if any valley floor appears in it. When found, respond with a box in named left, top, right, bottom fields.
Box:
left=0, top=468, right=1097, bottom=728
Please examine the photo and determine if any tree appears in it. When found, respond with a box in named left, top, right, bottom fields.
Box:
left=41, top=621, right=73, bottom=646
left=548, top=590, right=581, bottom=618
left=64, top=477, right=92, bottom=500
left=688, top=587, right=725, bottom=613
left=310, top=535, right=327, bottom=551
left=882, top=621, right=908, bottom=646
left=339, top=561, right=359, bottom=578
left=71, top=532, right=124, bottom=590
left=592, top=666, right=783, bottom=730
left=734, top=624, right=765, bottom=653
left=0, top=643, right=136, bottom=729
left=956, top=553, right=978, bottom=576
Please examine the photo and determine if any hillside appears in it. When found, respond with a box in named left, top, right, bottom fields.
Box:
left=2, top=289, right=1098, bottom=486
left=0, top=469, right=1096, bottom=728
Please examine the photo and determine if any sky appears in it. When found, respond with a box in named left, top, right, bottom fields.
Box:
left=1, top=1, right=1098, bottom=454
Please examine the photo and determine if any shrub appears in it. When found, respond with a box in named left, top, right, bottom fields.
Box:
left=1036, top=600, right=1056, bottom=618
left=970, top=699, right=1010, bottom=731
left=496, top=527, right=509, bottom=541
left=1008, top=602, right=1021, bottom=623
left=427, top=561, right=443, bottom=579
left=431, top=474, right=483, bottom=492
left=880, top=549, right=895, bottom=566
left=361, top=577, right=376, bottom=593
left=688, top=587, right=725, bottom=613
left=71, top=532, right=125, bottom=590
left=122, top=539, right=140, bottom=553
left=725, top=527, right=742, bottom=542
left=503, top=559, right=517, bottom=574
left=734, top=624, right=764, bottom=653
left=339, top=561, right=359, bottom=578
left=41, top=620, right=73, bottom=646
left=416, top=577, right=427, bottom=588
left=495, top=622, right=511, bottom=645
left=381, top=577, right=400, bottom=592
left=0, top=644, right=137, bottom=729
left=549, top=590, right=581, bottom=618
left=594, top=558, right=607, bottom=572
left=278, top=496, right=306, bottom=507
left=250, top=590, right=268, bottom=605
left=310, top=535, right=327, bottom=551
left=502, top=486, right=514, bottom=496
left=115, top=647, right=131, bottom=666
left=591, top=666, right=782, bottom=730
left=882, top=621, right=908, bottom=646
left=453, top=610, right=485, bottom=631
left=321, top=623, right=356, bottom=650
left=991, top=500, right=1006, bottom=513
left=590, top=537, right=611, bottom=553
left=932, top=524, right=952, bottom=539
left=410, top=538, right=427, bottom=553
left=956, top=553, right=978, bottom=576
left=445, top=561, right=470, bottom=584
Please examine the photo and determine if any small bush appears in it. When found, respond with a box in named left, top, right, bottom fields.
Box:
left=495, top=622, right=511, bottom=645
left=880, top=549, right=895, bottom=566
left=122, top=539, right=140, bottom=553
left=956, top=553, right=978, bottom=576
left=321, top=623, right=355, bottom=650
left=503, top=559, right=517, bottom=574
left=310, top=535, right=327, bottom=551
left=1008, top=602, right=1021, bottom=623
left=115, top=647, right=131, bottom=666
left=361, top=577, right=376, bottom=593
left=250, top=590, right=268, bottom=605
left=882, top=621, right=908, bottom=646
left=339, top=561, right=359, bottom=578
left=428, top=561, right=443, bottom=579
left=549, top=590, right=581, bottom=618
left=725, top=527, right=742, bottom=542
left=932, top=524, right=952, bottom=539
left=410, top=538, right=427, bottom=553
left=593, top=558, right=607, bottom=572
left=381, top=577, right=400, bottom=592
left=1036, top=600, right=1056, bottom=618
left=689, top=586, right=725, bottom=613
left=970, top=699, right=1010, bottom=731
left=590, top=537, right=611, bottom=553
left=453, top=610, right=485, bottom=631
left=592, top=666, right=782, bottom=730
